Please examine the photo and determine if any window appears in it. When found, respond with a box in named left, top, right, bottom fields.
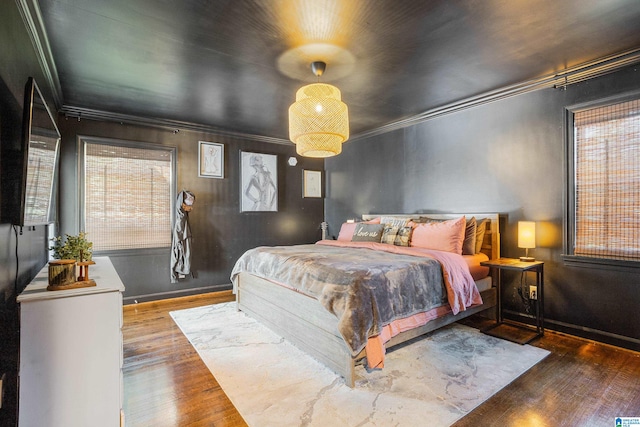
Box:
left=80, top=137, right=175, bottom=251
left=567, top=96, right=640, bottom=263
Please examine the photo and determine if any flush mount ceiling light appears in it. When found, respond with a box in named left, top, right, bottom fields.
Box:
left=288, top=61, right=349, bottom=158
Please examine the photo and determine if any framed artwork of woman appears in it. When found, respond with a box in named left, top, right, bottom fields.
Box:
left=240, top=151, right=278, bottom=212
left=198, top=141, right=224, bottom=179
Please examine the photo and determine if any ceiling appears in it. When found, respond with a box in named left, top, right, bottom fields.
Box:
left=33, top=0, right=640, bottom=142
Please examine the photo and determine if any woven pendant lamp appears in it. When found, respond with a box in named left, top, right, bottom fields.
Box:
left=289, top=61, right=349, bottom=158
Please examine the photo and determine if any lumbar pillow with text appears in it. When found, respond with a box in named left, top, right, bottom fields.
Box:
left=351, top=223, right=384, bottom=242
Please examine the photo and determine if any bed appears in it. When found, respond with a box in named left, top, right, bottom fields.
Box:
left=232, top=212, right=500, bottom=387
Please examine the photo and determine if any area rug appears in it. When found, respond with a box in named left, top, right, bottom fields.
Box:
left=170, top=302, right=549, bottom=426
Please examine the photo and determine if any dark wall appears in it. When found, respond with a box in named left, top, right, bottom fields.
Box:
left=325, top=64, right=640, bottom=351
left=58, top=118, right=324, bottom=302
left=0, top=2, right=60, bottom=425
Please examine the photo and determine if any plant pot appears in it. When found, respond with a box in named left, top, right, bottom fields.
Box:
left=48, top=259, right=77, bottom=287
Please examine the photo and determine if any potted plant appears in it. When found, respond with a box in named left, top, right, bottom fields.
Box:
left=49, top=231, right=93, bottom=261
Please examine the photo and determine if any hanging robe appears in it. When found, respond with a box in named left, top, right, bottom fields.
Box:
left=171, top=190, right=195, bottom=283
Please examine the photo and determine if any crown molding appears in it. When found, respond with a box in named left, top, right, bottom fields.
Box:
left=60, top=105, right=293, bottom=146
left=16, top=0, right=64, bottom=109
left=350, top=47, right=640, bottom=141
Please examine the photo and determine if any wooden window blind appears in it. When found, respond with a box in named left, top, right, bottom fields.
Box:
left=573, top=98, right=640, bottom=261
left=83, top=141, right=174, bottom=251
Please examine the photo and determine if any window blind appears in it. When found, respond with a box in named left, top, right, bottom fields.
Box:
left=84, top=141, right=173, bottom=251
left=574, top=98, right=640, bottom=260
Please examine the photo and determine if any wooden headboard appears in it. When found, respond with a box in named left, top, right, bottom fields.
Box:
left=361, top=213, right=500, bottom=260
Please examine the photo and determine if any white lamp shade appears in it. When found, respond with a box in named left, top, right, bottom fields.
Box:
left=518, top=221, right=536, bottom=249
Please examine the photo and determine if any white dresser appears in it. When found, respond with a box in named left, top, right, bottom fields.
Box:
left=17, top=256, right=124, bottom=427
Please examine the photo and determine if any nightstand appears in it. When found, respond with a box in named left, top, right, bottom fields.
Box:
left=480, top=258, right=544, bottom=344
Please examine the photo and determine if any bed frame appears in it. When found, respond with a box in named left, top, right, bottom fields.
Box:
left=236, top=212, right=500, bottom=387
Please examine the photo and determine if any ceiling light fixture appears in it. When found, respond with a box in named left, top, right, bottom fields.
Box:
left=289, top=61, right=349, bottom=158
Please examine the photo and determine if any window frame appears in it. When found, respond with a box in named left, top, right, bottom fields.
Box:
left=563, top=90, right=640, bottom=271
left=78, top=135, right=177, bottom=255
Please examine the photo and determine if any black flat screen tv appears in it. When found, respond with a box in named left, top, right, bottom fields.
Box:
left=17, top=77, right=60, bottom=227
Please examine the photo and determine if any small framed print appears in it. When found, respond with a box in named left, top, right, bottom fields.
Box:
left=303, top=170, right=322, bottom=198
left=198, top=141, right=224, bottom=178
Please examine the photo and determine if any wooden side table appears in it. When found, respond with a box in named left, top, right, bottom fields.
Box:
left=480, top=258, right=544, bottom=344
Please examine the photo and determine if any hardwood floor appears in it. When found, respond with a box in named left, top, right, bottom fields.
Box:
left=123, top=291, right=247, bottom=427
left=455, top=317, right=640, bottom=427
left=123, top=292, right=640, bottom=427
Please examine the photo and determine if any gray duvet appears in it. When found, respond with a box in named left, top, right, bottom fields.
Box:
left=231, top=243, right=450, bottom=356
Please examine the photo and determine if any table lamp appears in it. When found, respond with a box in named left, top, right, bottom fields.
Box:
left=518, top=221, right=536, bottom=262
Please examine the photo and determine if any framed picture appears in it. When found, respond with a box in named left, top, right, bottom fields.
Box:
left=240, top=151, right=278, bottom=212
left=303, top=170, right=322, bottom=198
left=198, top=141, right=224, bottom=178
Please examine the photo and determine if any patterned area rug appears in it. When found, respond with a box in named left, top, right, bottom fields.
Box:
left=171, top=302, right=549, bottom=426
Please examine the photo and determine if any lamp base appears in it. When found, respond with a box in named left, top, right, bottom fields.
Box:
left=519, top=256, right=536, bottom=262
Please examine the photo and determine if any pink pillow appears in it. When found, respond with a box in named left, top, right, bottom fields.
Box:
left=411, top=216, right=466, bottom=254
left=337, top=222, right=357, bottom=241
